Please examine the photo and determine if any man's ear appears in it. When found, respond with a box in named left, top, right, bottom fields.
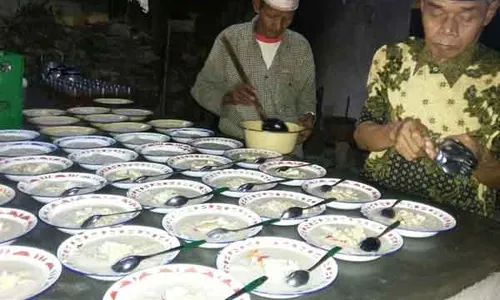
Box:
left=484, top=0, right=499, bottom=26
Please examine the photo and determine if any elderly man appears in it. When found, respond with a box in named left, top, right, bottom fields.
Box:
left=191, top=0, right=316, bottom=152
left=354, top=0, right=500, bottom=217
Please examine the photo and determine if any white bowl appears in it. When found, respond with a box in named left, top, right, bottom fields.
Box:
left=301, top=178, right=382, bottom=210
left=94, top=98, right=134, bottom=105
left=0, top=184, right=16, bottom=206
left=361, top=199, right=457, bottom=238
left=40, top=126, right=97, bottom=139
left=189, top=137, right=244, bottom=155
left=162, top=203, right=263, bottom=249
left=216, top=237, right=338, bottom=299
left=202, top=169, right=278, bottom=198
left=54, top=135, right=117, bottom=153
left=148, top=119, right=194, bottom=130
left=0, top=141, right=57, bottom=158
left=103, top=264, right=250, bottom=300
left=67, top=106, right=110, bottom=116
left=224, top=148, right=283, bottom=169
left=0, top=208, right=38, bottom=245
left=17, top=172, right=107, bottom=203
left=239, top=190, right=326, bottom=226
left=38, top=194, right=142, bottom=235
left=0, top=245, right=62, bottom=299
left=112, top=108, right=153, bottom=121
left=99, top=122, right=152, bottom=136
left=29, top=115, right=80, bottom=127
left=259, top=160, right=327, bottom=186
left=297, top=215, right=404, bottom=262
left=166, top=154, right=233, bottom=177
left=0, top=155, right=73, bottom=182
left=82, top=113, right=129, bottom=126
left=23, top=108, right=66, bottom=117
left=68, top=148, right=138, bottom=170
left=57, top=225, right=180, bottom=281
left=138, top=142, right=196, bottom=163
left=96, top=162, right=173, bottom=189
left=114, top=132, right=171, bottom=151
left=167, top=128, right=215, bottom=143
left=127, top=179, right=214, bottom=214
left=0, top=130, right=40, bottom=143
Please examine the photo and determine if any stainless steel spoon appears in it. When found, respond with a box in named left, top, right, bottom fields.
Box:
left=164, top=187, right=229, bottom=207
left=285, top=246, right=342, bottom=287
left=318, top=178, right=347, bottom=193
left=380, top=199, right=404, bottom=219
left=59, top=176, right=132, bottom=197
left=79, top=207, right=155, bottom=229
left=359, top=220, right=401, bottom=252
left=236, top=179, right=289, bottom=192
left=280, top=198, right=337, bottom=219
left=111, top=240, right=206, bottom=273
left=275, top=162, right=316, bottom=173
left=206, top=218, right=281, bottom=240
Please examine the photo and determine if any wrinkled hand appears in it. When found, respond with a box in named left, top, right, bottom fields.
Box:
left=222, top=84, right=257, bottom=106
left=392, top=118, right=430, bottom=161
left=425, top=133, right=483, bottom=161
left=296, top=113, right=315, bottom=144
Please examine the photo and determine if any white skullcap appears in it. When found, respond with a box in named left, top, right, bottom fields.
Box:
left=263, top=0, right=299, bottom=11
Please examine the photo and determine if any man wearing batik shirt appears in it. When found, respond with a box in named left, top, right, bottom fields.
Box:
left=354, top=0, right=500, bottom=217
left=191, top=0, right=316, bottom=149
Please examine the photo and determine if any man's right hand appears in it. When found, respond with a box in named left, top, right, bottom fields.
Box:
left=222, top=84, right=257, bottom=106
left=391, top=118, right=430, bottom=161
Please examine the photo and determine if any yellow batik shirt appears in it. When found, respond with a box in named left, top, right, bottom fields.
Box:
left=359, top=37, right=500, bottom=217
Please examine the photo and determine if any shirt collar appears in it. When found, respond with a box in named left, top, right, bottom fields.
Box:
left=414, top=42, right=478, bottom=86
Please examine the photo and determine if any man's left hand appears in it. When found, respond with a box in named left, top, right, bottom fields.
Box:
left=297, top=113, right=315, bottom=144
left=425, top=133, right=483, bottom=161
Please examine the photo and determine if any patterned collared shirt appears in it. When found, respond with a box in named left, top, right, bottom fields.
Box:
left=360, top=37, right=500, bottom=217
left=191, top=20, right=316, bottom=139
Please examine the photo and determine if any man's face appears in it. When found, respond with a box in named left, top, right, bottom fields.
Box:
left=254, top=1, right=295, bottom=38
left=421, top=0, right=498, bottom=62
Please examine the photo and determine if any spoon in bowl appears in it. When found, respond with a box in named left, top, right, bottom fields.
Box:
left=359, top=220, right=401, bottom=252
left=111, top=240, right=207, bottom=273
left=236, top=179, right=289, bottom=192
left=380, top=199, right=404, bottom=219
left=206, top=218, right=281, bottom=241
left=164, top=187, right=229, bottom=207
left=280, top=198, right=337, bottom=219
left=318, top=178, right=347, bottom=193
left=275, top=162, right=316, bottom=173
left=285, top=246, right=342, bottom=288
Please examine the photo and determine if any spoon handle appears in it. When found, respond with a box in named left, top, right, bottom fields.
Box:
left=239, top=218, right=281, bottom=231
left=100, top=208, right=144, bottom=217
left=389, top=199, right=404, bottom=209
left=225, top=276, right=269, bottom=300
left=329, top=178, right=347, bottom=189
left=145, top=240, right=207, bottom=258
left=376, top=220, right=401, bottom=238
left=306, top=198, right=337, bottom=210
left=190, top=187, right=229, bottom=200
left=307, top=246, right=342, bottom=272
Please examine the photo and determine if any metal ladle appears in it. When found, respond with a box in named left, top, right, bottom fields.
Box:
left=221, top=35, right=288, bottom=132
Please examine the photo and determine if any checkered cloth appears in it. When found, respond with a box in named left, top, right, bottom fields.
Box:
left=191, top=20, right=316, bottom=139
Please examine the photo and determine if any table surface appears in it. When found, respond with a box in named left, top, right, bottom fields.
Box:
left=3, top=138, right=500, bottom=300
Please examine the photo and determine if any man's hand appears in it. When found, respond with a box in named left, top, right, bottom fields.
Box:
left=425, top=133, right=483, bottom=161
left=222, top=84, right=257, bottom=106
left=392, top=118, right=429, bottom=161
left=296, top=113, right=315, bottom=144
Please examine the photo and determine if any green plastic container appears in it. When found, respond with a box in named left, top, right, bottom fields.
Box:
left=0, top=51, right=24, bottom=129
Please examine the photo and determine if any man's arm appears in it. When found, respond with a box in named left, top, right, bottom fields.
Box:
left=191, top=34, right=228, bottom=116
left=474, top=150, right=500, bottom=189
left=296, top=42, right=317, bottom=117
